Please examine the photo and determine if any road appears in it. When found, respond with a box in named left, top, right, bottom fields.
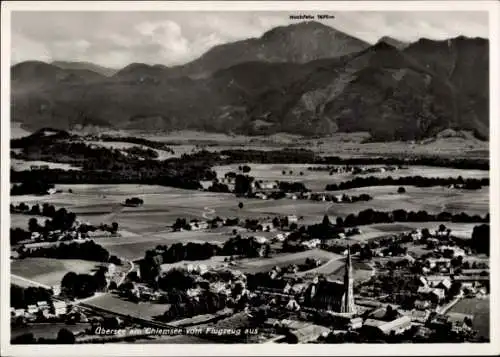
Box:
left=118, top=259, right=135, bottom=286
left=11, top=274, right=51, bottom=289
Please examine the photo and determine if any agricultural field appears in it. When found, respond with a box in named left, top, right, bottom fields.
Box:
left=448, top=297, right=490, bottom=340
left=11, top=213, right=47, bottom=230
left=232, top=249, right=340, bottom=274
left=95, top=231, right=230, bottom=261
left=85, top=293, right=170, bottom=321
left=240, top=186, right=489, bottom=219
left=327, top=259, right=374, bottom=283
left=348, top=222, right=480, bottom=243
left=213, top=164, right=488, bottom=192
left=11, top=258, right=103, bottom=287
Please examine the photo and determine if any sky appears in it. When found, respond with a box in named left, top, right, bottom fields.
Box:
left=11, top=11, right=489, bottom=69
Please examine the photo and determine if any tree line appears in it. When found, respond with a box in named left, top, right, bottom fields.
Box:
left=18, top=240, right=113, bottom=262
left=98, top=134, right=175, bottom=154
left=11, top=180, right=55, bottom=196
left=61, top=267, right=108, bottom=299
left=325, top=176, right=489, bottom=191
left=217, top=149, right=489, bottom=170
left=10, top=285, right=53, bottom=309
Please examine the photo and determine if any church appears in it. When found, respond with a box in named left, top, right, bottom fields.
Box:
left=303, top=246, right=356, bottom=314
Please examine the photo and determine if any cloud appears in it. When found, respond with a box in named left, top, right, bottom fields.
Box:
left=10, top=11, right=489, bottom=68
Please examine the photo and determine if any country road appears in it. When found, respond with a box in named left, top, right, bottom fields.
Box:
left=11, top=274, right=51, bottom=289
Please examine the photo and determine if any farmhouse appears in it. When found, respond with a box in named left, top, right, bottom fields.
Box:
left=27, top=304, right=38, bottom=315
left=287, top=215, right=298, bottom=223
left=189, top=221, right=209, bottom=231
left=13, top=308, right=26, bottom=317
left=286, top=324, right=330, bottom=343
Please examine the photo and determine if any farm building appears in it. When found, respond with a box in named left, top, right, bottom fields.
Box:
left=286, top=324, right=330, bottom=343
left=26, top=305, right=38, bottom=315
left=12, top=308, right=26, bottom=317
left=287, top=215, right=298, bottom=223
left=414, top=300, right=431, bottom=310
left=51, top=301, right=67, bottom=316
left=364, top=316, right=412, bottom=336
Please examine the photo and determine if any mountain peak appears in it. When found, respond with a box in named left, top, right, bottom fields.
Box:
left=377, top=36, right=409, bottom=50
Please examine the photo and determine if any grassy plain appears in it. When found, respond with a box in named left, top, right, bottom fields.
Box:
left=11, top=258, right=102, bottom=287
left=448, top=297, right=490, bottom=340
left=85, top=293, right=170, bottom=320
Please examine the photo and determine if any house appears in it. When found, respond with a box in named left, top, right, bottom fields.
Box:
left=430, top=288, right=446, bottom=302
left=52, top=301, right=67, bottom=316
left=287, top=215, right=298, bottom=223
left=52, top=285, right=61, bottom=296
left=348, top=317, right=363, bottom=330
left=189, top=221, right=209, bottom=231
left=27, top=305, right=38, bottom=315
left=408, top=309, right=430, bottom=323
left=286, top=324, right=330, bottom=344
left=426, top=258, right=451, bottom=269
left=438, top=245, right=465, bottom=258
left=254, top=236, right=268, bottom=244
left=410, top=230, right=423, bottom=240
left=437, top=278, right=452, bottom=291
left=377, top=316, right=413, bottom=335
left=13, top=308, right=26, bottom=317
left=301, top=239, right=320, bottom=249
left=36, top=301, right=49, bottom=309
left=275, top=233, right=286, bottom=242
left=414, top=299, right=431, bottom=310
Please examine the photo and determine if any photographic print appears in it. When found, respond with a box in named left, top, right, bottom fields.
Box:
left=1, top=1, right=498, bottom=356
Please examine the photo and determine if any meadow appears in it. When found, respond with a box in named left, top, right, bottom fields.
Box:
left=85, top=293, right=171, bottom=320
left=11, top=258, right=102, bottom=287
left=448, top=297, right=490, bottom=340
left=234, top=249, right=339, bottom=274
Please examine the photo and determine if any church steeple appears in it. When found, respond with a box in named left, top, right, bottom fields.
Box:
left=341, top=245, right=356, bottom=314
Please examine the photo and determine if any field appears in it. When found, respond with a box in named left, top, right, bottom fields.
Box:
left=213, top=164, right=488, bottom=192
left=85, top=293, right=170, bottom=320
left=11, top=214, right=47, bottom=230
left=239, top=186, right=489, bottom=220
left=11, top=258, right=103, bottom=287
left=448, top=297, right=490, bottom=340
left=233, top=249, right=341, bottom=274
left=95, top=231, right=231, bottom=261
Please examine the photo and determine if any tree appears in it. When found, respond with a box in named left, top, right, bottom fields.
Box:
left=30, top=204, right=41, bottom=215
left=28, top=218, right=39, bottom=233
left=111, top=222, right=119, bottom=233
left=238, top=202, right=244, bottom=209
left=57, top=328, right=76, bottom=344
left=471, top=224, right=490, bottom=255
left=299, top=171, right=304, bottom=176
left=322, top=215, right=331, bottom=226
left=397, top=187, right=406, bottom=194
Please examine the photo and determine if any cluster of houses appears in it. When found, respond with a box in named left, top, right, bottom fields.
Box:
left=11, top=299, right=68, bottom=321
left=306, top=165, right=404, bottom=175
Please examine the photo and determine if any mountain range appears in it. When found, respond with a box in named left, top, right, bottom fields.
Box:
left=11, top=21, right=489, bottom=141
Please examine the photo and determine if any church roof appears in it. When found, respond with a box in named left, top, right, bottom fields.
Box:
left=314, top=280, right=345, bottom=298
